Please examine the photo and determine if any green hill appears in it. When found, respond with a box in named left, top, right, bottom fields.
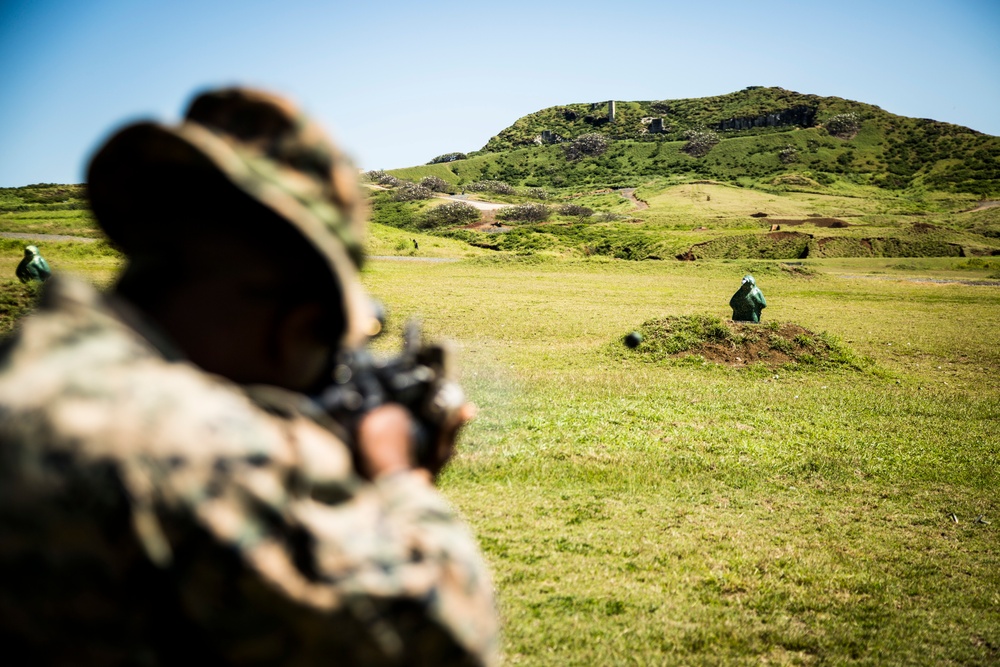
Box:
left=403, top=87, right=1000, bottom=197
left=377, top=87, right=1000, bottom=261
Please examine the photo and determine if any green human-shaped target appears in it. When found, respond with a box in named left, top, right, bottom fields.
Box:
left=16, top=245, right=52, bottom=283
left=730, top=274, right=766, bottom=323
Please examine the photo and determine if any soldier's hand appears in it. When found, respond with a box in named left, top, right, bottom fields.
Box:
left=356, top=402, right=476, bottom=483
left=356, top=404, right=415, bottom=481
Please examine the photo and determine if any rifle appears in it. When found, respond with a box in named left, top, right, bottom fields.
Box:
left=311, top=316, right=466, bottom=471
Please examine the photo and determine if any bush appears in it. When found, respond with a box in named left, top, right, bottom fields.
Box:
left=778, top=145, right=798, bottom=164
left=467, top=180, right=515, bottom=195
left=496, top=203, right=551, bottom=222
left=682, top=129, right=720, bottom=157
left=419, top=201, right=481, bottom=229
left=428, top=152, right=467, bottom=164
left=825, top=113, right=860, bottom=138
left=558, top=204, right=594, bottom=218
left=364, top=170, right=401, bottom=188
left=370, top=198, right=417, bottom=228
left=522, top=187, right=549, bottom=200
left=419, top=176, right=452, bottom=193
left=563, top=133, right=609, bottom=160
left=392, top=182, right=433, bottom=201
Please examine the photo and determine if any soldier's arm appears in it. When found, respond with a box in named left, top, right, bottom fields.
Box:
left=139, top=393, right=498, bottom=666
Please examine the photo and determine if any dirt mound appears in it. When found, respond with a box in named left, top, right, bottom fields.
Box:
left=624, top=315, right=862, bottom=370
left=678, top=231, right=812, bottom=260
left=767, top=218, right=850, bottom=228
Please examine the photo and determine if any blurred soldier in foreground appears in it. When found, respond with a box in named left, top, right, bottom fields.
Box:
left=15, top=244, right=51, bottom=282
left=730, top=274, right=767, bottom=322
left=0, top=88, right=498, bottom=665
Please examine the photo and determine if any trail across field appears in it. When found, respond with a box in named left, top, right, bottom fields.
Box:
left=0, top=231, right=97, bottom=243
left=616, top=187, right=649, bottom=210
left=435, top=194, right=507, bottom=211
left=963, top=200, right=1000, bottom=213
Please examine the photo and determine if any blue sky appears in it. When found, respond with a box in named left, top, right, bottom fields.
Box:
left=0, top=0, right=997, bottom=186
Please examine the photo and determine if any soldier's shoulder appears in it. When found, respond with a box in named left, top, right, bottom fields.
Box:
left=0, top=277, right=300, bottom=463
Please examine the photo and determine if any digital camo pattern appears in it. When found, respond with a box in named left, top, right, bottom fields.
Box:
left=0, top=277, right=499, bottom=666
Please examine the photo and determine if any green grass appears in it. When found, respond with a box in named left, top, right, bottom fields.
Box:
left=2, top=176, right=998, bottom=663
left=0, top=279, right=42, bottom=333
left=2, top=242, right=997, bottom=664
left=0, top=238, right=122, bottom=287
left=0, top=208, right=102, bottom=238
left=359, top=256, right=999, bottom=666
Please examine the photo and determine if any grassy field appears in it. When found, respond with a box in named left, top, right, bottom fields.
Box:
left=361, top=255, right=999, bottom=666
left=0, top=183, right=997, bottom=663
left=369, top=178, right=1000, bottom=262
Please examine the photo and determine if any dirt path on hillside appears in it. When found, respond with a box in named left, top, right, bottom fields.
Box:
left=436, top=194, right=507, bottom=211
left=617, top=188, right=648, bottom=211
left=0, top=231, right=97, bottom=243
left=963, top=200, right=1000, bottom=213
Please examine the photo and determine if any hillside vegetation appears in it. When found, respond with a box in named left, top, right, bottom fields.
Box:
left=379, top=87, right=1000, bottom=261
left=474, top=87, right=1000, bottom=196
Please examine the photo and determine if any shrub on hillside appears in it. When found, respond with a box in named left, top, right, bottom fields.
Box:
left=467, top=180, right=515, bottom=195
left=419, top=175, right=452, bottom=193
left=496, top=203, right=551, bottom=222
left=522, top=187, right=549, bottom=200
left=428, top=152, right=467, bottom=164
left=825, top=113, right=860, bottom=139
left=392, top=182, right=433, bottom=201
left=563, top=133, right=609, bottom=160
left=682, top=129, right=720, bottom=157
left=419, top=201, right=480, bottom=229
left=558, top=204, right=594, bottom=218
left=364, top=170, right=401, bottom=187
left=778, top=145, right=798, bottom=164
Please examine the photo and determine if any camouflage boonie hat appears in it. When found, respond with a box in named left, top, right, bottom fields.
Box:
left=87, top=87, right=375, bottom=347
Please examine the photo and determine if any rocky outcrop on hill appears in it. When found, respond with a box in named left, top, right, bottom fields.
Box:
left=716, top=106, right=816, bottom=132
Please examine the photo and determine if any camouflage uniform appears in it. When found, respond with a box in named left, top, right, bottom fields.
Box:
left=0, top=89, right=499, bottom=666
